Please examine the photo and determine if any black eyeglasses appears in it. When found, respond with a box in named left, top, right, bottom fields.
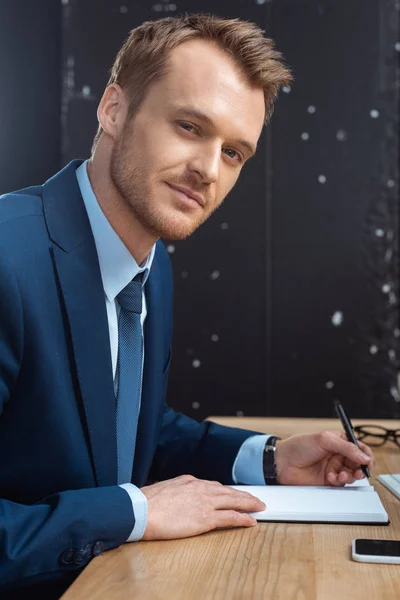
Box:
left=354, top=425, right=400, bottom=448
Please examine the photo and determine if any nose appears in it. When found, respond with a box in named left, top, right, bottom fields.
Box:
left=187, top=142, right=220, bottom=184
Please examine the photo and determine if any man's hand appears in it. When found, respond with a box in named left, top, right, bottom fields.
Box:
left=274, top=430, right=375, bottom=486
left=141, top=475, right=265, bottom=540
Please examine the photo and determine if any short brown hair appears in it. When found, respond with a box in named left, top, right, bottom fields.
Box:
left=91, top=13, right=293, bottom=152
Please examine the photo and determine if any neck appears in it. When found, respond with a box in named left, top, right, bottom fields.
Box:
left=86, top=150, right=157, bottom=266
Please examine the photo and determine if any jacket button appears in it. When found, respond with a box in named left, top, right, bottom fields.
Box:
left=93, top=541, right=104, bottom=556
left=74, top=550, right=86, bottom=565
left=82, top=543, right=92, bottom=558
left=60, top=549, right=75, bottom=565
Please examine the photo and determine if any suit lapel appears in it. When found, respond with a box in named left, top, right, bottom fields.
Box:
left=43, top=161, right=117, bottom=487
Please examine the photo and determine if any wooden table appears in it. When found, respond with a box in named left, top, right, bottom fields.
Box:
left=62, top=418, right=400, bottom=600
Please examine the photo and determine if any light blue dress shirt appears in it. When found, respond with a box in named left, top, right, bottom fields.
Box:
left=76, top=160, right=271, bottom=542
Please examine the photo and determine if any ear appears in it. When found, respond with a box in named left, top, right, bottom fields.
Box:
left=97, top=84, right=128, bottom=139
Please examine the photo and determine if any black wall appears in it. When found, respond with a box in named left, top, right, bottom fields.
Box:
left=1, top=0, right=399, bottom=420
left=0, top=1, right=61, bottom=191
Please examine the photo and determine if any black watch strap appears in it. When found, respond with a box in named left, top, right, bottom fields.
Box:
left=262, top=435, right=281, bottom=485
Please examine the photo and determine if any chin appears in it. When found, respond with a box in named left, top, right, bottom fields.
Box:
left=150, top=209, right=204, bottom=241
left=158, top=223, right=198, bottom=241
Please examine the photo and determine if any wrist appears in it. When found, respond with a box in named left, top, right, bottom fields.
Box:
left=274, top=439, right=284, bottom=484
left=274, top=439, right=295, bottom=486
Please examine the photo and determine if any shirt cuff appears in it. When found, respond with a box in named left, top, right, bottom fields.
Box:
left=119, top=483, right=148, bottom=541
left=232, top=434, right=274, bottom=485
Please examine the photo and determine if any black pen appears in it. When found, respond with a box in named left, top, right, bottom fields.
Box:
left=333, top=400, right=371, bottom=479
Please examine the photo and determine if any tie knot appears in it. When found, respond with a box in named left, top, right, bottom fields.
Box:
left=118, top=272, right=145, bottom=314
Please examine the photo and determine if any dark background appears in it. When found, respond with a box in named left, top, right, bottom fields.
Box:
left=1, top=0, right=399, bottom=419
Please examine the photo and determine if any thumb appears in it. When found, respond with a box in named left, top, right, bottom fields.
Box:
left=320, top=431, right=372, bottom=464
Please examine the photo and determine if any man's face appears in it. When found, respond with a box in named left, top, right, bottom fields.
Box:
left=110, top=39, right=265, bottom=240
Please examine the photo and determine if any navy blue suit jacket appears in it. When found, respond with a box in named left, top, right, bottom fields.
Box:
left=0, top=161, right=258, bottom=596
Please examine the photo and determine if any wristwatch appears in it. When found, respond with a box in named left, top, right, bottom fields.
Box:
left=262, top=435, right=281, bottom=485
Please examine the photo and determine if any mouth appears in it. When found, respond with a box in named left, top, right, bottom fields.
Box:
left=165, top=182, right=205, bottom=208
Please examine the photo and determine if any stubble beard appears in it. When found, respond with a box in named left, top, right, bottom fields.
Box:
left=109, top=131, right=214, bottom=241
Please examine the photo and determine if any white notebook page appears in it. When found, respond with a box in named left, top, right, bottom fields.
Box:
left=231, top=484, right=388, bottom=523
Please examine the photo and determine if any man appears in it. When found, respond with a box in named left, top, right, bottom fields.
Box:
left=0, top=14, right=373, bottom=598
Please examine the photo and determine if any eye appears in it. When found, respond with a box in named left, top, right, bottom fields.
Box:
left=223, top=148, right=243, bottom=163
left=178, top=121, right=198, bottom=134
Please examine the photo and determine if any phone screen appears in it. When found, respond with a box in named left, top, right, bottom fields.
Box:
left=355, top=539, right=400, bottom=557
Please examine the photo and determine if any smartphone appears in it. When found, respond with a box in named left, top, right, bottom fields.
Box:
left=352, top=539, right=400, bottom=564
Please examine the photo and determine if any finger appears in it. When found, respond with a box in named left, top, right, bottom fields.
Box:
left=337, top=432, right=375, bottom=468
left=326, top=453, right=346, bottom=474
left=213, top=490, right=266, bottom=512
left=357, top=441, right=375, bottom=466
left=337, top=467, right=356, bottom=484
left=325, top=454, right=352, bottom=485
left=354, top=468, right=366, bottom=480
left=217, top=485, right=265, bottom=502
left=327, top=471, right=347, bottom=487
left=214, top=510, right=257, bottom=529
left=326, top=452, right=368, bottom=483
left=319, top=431, right=372, bottom=466
left=342, top=456, right=372, bottom=473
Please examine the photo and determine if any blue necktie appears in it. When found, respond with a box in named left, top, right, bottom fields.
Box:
left=116, top=272, right=145, bottom=484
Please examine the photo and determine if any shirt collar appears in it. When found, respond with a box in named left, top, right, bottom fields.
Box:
left=76, top=160, right=156, bottom=302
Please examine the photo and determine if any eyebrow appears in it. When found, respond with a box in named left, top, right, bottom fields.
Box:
left=174, top=106, right=257, bottom=157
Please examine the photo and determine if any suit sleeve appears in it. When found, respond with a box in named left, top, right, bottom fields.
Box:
left=0, top=251, right=133, bottom=590
left=149, top=406, right=264, bottom=484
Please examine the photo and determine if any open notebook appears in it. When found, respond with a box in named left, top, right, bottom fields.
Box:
left=231, top=479, right=389, bottom=525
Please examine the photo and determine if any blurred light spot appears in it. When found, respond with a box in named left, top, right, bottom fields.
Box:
left=308, top=105, right=316, bottom=113
left=82, top=85, right=91, bottom=97
left=325, top=381, right=334, bottom=389
left=336, top=129, right=347, bottom=141
left=221, top=222, right=229, bottom=230
left=282, top=86, right=291, bottom=93
left=375, top=228, right=385, bottom=237
left=389, top=349, right=396, bottom=361
left=211, top=334, right=219, bottom=342
left=318, top=174, right=327, bottom=184
left=301, top=132, right=310, bottom=141
left=192, top=359, right=201, bottom=368
left=385, top=249, right=392, bottom=262
left=181, top=271, right=188, bottom=278
left=192, top=401, right=200, bottom=409
left=369, top=345, right=378, bottom=355
left=331, top=311, right=343, bottom=326
left=120, top=5, right=128, bottom=12
left=236, top=410, right=244, bottom=416
left=395, top=42, right=400, bottom=51
left=390, top=386, right=400, bottom=402
left=167, top=244, right=175, bottom=254
left=370, top=109, right=379, bottom=118
left=210, top=270, right=220, bottom=280
left=382, top=284, right=391, bottom=294
left=387, top=179, right=395, bottom=188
